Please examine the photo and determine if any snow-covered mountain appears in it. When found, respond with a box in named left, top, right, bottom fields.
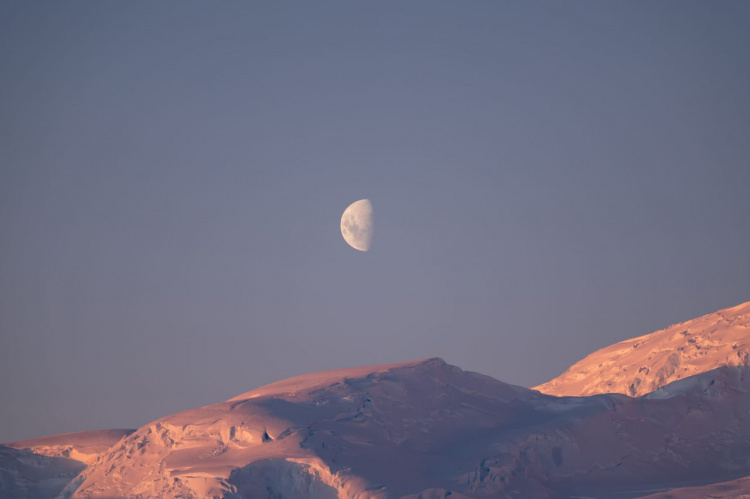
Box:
left=3, top=301, right=750, bottom=498
left=65, top=360, right=750, bottom=497
left=534, top=301, right=750, bottom=397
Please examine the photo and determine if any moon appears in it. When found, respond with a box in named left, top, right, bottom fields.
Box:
left=340, top=199, right=373, bottom=251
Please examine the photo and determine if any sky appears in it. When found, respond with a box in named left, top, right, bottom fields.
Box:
left=1, top=1, right=749, bottom=442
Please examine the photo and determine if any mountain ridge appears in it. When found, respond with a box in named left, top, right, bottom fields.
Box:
left=3, top=301, right=750, bottom=497
left=66, top=361, right=750, bottom=497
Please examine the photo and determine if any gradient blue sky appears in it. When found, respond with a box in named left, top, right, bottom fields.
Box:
left=1, top=1, right=749, bottom=442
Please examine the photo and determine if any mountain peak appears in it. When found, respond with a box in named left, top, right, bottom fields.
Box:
left=228, top=357, right=447, bottom=402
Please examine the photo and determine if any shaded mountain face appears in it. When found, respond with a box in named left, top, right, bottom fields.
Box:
left=0, top=446, right=86, bottom=498
left=64, top=359, right=750, bottom=498
left=534, top=301, right=750, bottom=397
left=0, top=430, right=133, bottom=498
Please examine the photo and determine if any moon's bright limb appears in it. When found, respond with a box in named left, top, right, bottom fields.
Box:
left=340, top=199, right=373, bottom=251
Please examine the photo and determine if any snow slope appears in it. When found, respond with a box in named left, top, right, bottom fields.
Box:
left=66, top=358, right=750, bottom=498
left=534, top=301, right=750, bottom=397
left=641, top=474, right=750, bottom=499
left=5, top=429, right=134, bottom=466
left=0, top=429, right=132, bottom=498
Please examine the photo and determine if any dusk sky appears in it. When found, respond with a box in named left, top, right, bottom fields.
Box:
left=1, top=1, right=749, bottom=443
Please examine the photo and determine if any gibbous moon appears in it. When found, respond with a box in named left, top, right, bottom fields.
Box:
left=340, top=199, right=373, bottom=251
